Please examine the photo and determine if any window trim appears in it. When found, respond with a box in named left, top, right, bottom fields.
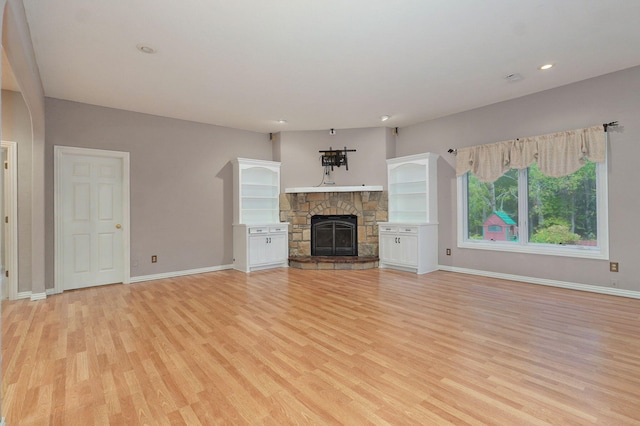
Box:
left=457, top=159, right=609, bottom=260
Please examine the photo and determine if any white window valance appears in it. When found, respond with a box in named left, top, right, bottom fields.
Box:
left=455, top=125, right=606, bottom=182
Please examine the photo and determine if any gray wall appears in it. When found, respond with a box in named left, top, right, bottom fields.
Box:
left=3, top=0, right=47, bottom=296
left=34, top=63, right=640, bottom=294
left=45, top=98, right=272, bottom=284
left=44, top=103, right=393, bottom=288
left=277, top=127, right=393, bottom=190
left=1, top=89, right=32, bottom=292
left=2, top=2, right=46, bottom=417
left=397, top=65, right=640, bottom=291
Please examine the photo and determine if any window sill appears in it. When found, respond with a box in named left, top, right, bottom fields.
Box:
left=457, top=240, right=609, bottom=260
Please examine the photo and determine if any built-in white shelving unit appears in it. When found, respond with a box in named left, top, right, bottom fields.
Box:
left=379, top=153, right=439, bottom=274
left=233, top=159, right=280, bottom=225
left=232, top=158, right=288, bottom=272
left=387, top=152, right=438, bottom=224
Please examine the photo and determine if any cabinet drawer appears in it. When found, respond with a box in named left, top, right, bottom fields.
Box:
left=398, top=226, right=418, bottom=234
left=248, top=227, right=269, bottom=234
left=270, top=226, right=287, bottom=233
left=379, top=225, right=398, bottom=233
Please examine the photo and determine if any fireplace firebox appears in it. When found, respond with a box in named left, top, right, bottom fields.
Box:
left=311, top=215, right=358, bottom=256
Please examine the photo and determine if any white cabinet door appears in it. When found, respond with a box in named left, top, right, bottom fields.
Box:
left=267, top=233, right=288, bottom=263
left=380, top=233, right=417, bottom=267
left=379, top=223, right=436, bottom=274
left=397, top=226, right=418, bottom=266
left=234, top=224, right=289, bottom=272
left=398, top=234, right=418, bottom=266
left=249, top=234, right=269, bottom=265
left=379, top=233, right=398, bottom=264
left=249, top=231, right=287, bottom=266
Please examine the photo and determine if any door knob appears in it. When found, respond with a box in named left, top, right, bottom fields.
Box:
left=115, top=224, right=122, bottom=229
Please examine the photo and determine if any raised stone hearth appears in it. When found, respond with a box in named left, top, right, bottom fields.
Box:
left=280, top=190, right=388, bottom=258
left=289, top=256, right=379, bottom=270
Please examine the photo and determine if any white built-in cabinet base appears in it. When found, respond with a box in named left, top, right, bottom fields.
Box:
left=378, top=223, right=438, bottom=274
left=233, top=224, right=289, bottom=272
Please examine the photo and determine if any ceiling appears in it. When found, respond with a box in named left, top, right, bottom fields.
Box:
left=20, top=0, right=640, bottom=133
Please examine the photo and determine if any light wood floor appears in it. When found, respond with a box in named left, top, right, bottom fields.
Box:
left=3, top=269, right=640, bottom=425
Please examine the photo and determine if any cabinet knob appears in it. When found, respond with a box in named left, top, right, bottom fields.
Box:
left=115, top=224, right=122, bottom=229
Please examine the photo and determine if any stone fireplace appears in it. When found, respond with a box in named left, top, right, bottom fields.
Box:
left=280, top=188, right=387, bottom=260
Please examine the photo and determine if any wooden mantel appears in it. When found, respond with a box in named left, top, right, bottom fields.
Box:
left=284, top=185, right=383, bottom=194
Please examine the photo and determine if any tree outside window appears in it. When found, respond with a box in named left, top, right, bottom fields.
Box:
left=461, top=160, right=605, bottom=258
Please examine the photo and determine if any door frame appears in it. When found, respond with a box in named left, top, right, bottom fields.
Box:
left=2, top=141, right=18, bottom=300
left=54, top=146, right=130, bottom=294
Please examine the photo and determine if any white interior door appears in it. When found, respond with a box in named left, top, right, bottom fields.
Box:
left=1, top=141, right=18, bottom=300
left=1, top=148, right=5, bottom=299
left=56, top=147, right=129, bottom=291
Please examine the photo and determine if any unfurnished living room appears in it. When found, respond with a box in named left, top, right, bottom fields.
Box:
left=2, top=0, right=640, bottom=425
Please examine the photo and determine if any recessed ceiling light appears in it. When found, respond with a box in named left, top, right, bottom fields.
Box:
left=277, top=119, right=287, bottom=124
left=380, top=115, right=391, bottom=122
left=538, top=63, right=554, bottom=70
left=136, top=44, right=157, bottom=54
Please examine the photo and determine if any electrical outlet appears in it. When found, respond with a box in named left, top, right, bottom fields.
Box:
left=151, top=255, right=158, bottom=263
left=610, top=262, right=619, bottom=272
left=446, top=248, right=451, bottom=256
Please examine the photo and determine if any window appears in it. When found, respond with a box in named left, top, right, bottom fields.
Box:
left=467, top=169, right=519, bottom=241
left=458, top=159, right=608, bottom=259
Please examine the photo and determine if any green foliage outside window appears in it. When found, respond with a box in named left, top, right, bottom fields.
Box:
left=467, top=169, right=518, bottom=239
left=467, top=161, right=597, bottom=246
left=530, top=224, right=581, bottom=244
left=528, top=161, right=597, bottom=245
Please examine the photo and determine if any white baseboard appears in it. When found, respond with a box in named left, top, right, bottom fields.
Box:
left=438, top=265, right=640, bottom=299
left=17, top=291, right=31, bottom=300
left=18, top=291, right=49, bottom=301
left=24, top=265, right=637, bottom=301
left=130, top=264, right=234, bottom=283
left=1, top=416, right=5, bottom=426
left=30, top=292, right=47, bottom=301
left=16, top=266, right=232, bottom=299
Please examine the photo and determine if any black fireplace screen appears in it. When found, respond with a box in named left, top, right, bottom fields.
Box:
left=311, top=215, right=358, bottom=256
